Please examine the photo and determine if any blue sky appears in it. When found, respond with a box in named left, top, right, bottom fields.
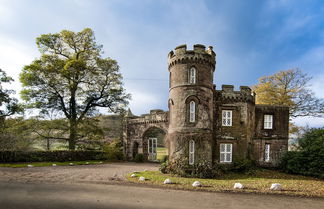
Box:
left=0, top=0, right=323, bottom=127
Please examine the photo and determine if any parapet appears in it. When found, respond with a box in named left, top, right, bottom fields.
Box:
left=128, top=109, right=169, bottom=124
left=217, top=85, right=255, bottom=103
left=168, top=44, right=216, bottom=70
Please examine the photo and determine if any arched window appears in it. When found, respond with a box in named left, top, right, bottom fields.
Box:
left=189, top=101, right=195, bottom=122
left=189, top=67, right=196, bottom=84
left=189, top=140, right=195, bottom=165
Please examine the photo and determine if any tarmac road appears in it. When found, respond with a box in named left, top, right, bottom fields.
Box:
left=0, top=181, right=323, bottom=209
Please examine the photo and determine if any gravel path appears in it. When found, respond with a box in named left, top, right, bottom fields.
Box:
left=0, top=162, right=158, bottom=184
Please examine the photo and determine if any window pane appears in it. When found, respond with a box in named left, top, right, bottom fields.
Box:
left=220, top=144, right=225, bottom=152
left=222, top=119, right=226, bottom=125
left=220, top=153, right=225, bottom=162
left=226, top=144, right=231, bottom=152
left=226, top=153, right=231, bottom=162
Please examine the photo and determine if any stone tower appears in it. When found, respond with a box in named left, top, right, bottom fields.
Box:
left=167, top=44, right=216, bottom=167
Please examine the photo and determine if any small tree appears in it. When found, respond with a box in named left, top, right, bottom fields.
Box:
left=20, top=28, right=130, bottom=150
left=281, top=128, right=324, bottom=178
left=0, top=69, right=21, bottom=126
left=252, top=69, right=323, bottom=118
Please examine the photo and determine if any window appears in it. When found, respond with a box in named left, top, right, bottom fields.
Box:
left=189, top=101, right=195, bottom=122
left=264, top=114, right=273, bottom=129
left=189, top=140, right=195, bottom=165
left=220, top=143, right=232, bottom=163
left=189, top=67, right=196, bottom=84
left=222, top=110, right=232, bottom=126
left=264, top=144, right=270, bottom=162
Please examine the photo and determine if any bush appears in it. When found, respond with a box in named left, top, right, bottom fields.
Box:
left=103, top=141, right=124, bottom=160
left=231, top=159, right=256, bottom=174
left=159, top=160, right=168, bottom=173
left=0, top=150, right=107, bottom=163
left=280, top=128, right=324, bottom=178
left=134, top=153, right=144, bottom=162
left=160, top=158, right=256, bottom=178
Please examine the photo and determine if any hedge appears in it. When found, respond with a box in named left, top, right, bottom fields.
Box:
left=0, top=150, right=107, bottom=163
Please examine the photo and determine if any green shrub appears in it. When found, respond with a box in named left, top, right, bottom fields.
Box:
left=0, top=150, right=107, bottom=163
left=231, top=159, right=256, bottom=174
left=103, top=141, right=124, bottom=161
left=280, top=128, right=324, bottom=178
left=159, top=160, right=168, bottom=173
left=134, top=153, right=144, bottom=162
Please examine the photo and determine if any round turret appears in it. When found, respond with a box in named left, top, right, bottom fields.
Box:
left=167, top=44, right=216, bottom=170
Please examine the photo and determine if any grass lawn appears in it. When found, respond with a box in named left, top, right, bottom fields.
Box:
left=156, top=147, right=168, bottom=162
left=127, top=169, right=324, bottom=197
left=0, top=160, right=107, bottom=168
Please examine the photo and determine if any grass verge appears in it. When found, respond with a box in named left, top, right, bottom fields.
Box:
left=0, top=160, right=107, bottom=168
left=126, top=169, right=324, bottom=198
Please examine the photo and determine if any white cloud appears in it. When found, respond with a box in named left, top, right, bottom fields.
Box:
left=0, top=34, right=37, bottom=99
left=0, top=1, right=14, bottom=24
left=293, top=117, right=324, bottom=128
left=127, top=90, right=163, bottom=116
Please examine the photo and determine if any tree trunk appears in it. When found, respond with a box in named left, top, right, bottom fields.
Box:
left=69, top=118, right=77, bottom=150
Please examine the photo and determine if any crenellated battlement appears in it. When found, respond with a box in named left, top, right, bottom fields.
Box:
left=127, top=109, right=169, bottom=125
left=168, top=44, right=216, bottom=70
left=215, top=85, right=255, bottom=103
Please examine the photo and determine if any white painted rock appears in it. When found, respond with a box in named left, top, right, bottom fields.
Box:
left=233, top=183, right=244, bottom=189
left=69, top=163, right=74, bottom=166
left=52, top=164, right=57, bottom=167
left=270, top=183, right=282, bottom=191
left=85, top=162, right=89, bottom=165
left=99, top=161, right=103, bottom=164
left=139, top=176, right=146, bottom=181
left=27, top=165, right=33, bottom=168
left=131, top=174, right=137, bottom=178
left=163, top=178, right=172, bottom=184
left=192, top=181, right=202, bottom=187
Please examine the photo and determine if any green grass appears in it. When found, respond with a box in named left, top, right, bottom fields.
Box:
left=156, top=147, right=168, bottom=161
left=127, top=169, right=324, bottom=197
left=0, top=160, right=107, bottom=168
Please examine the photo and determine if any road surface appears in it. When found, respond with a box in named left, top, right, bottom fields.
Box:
left=0, top=181, right=323, bottom=209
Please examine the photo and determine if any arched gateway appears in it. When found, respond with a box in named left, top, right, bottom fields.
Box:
left=123, top=109, right=169, bottom=161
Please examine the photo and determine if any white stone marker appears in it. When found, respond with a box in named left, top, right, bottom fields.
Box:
left=27, top=165, right=33, bottom=168
left=163, top=178, right=172, bottom=184
left=192, top=181, right=202, bottom=187
left=270, top=183, right=282, bottom=191
left=131, top=174, right=137, bottom=178
left=85, top=162, right=89, bottom=165
left=52, top=164, right=57, bottom=167
left=139, top=176, right=146, bottom=181
left=69, top=163, right=74, bottom=166
left=233, top=183, right=244, bottom=189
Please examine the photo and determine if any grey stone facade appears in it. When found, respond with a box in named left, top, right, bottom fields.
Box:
left=123, top=44, right=289, bottom=167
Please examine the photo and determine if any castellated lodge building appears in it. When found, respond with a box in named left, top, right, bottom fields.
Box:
left=123, top=44, right=289, bottom=167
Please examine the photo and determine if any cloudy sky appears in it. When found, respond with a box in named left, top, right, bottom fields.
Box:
left=0, top=0, right=323, bottom=127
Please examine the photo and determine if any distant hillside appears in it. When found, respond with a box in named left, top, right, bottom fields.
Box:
left=98, top=115, right=123, bottom=140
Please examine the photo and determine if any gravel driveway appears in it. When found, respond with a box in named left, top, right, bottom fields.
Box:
left=0, top=162, right=158, bottom=184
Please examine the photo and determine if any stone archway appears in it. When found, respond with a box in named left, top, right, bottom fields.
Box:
left=123, top=109, right=169, bottom=161
left=142, top=126, right=168, bottom=162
